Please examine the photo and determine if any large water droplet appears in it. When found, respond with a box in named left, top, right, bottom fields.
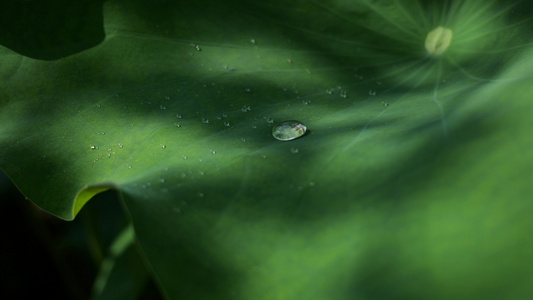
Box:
left=272, top=120, right=307, bottom=141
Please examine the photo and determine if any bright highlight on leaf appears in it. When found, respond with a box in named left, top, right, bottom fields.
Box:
left=425, top=26, right=453, bottom=56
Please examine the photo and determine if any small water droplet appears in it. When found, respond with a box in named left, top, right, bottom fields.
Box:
left=90, top=145, right=97, bottom=150
left=245, top=88, right=251, bottom=92
left=382, top=101, right=389, bottom=107
left=241, top=105, right=251, bottom=112
left=161, top=144, right=167, bottom=149
left=193, top=44, right=201, bottom=51
left=272, top=120, right=307, bottom=141
left=223, top=121, right=230, bottom=127
left=127, top=165, right=132, bottom=169
left=160, top=104, right=166, bottom=110
left=118, top=142, right=124, bottom=148
left=176, top=114, right=182, bottom=119
left=159, top=178, right=165, bottom=183
left=369, top=90, right=376, bottom=96
left=251, top=124, right=257, bottom=129
left=303, top=100, right=311, bottom=105
left=266, top=117, right=274, bottom=124
left=183, top=155, right=188, bottom=160
left=340, top=90, right=347, bottom=98
left=198, top=192, right=204, bottom=198
left=202, top=117, right=209, bottom=124
left=290, top=147, right=299, bottom=154
left=175, top=123, right=182, bottom=127
left=211, top=150, right=216, bottom=154
left=199, top=171, right=205, bottom=176
left=325, top=88, right=334, bottom=95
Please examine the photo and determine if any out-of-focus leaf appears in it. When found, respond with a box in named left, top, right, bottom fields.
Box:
left=0, top=0, right=105, bottom=60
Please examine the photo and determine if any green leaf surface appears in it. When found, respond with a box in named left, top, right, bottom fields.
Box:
left=2, top=0, right=533, bottom=299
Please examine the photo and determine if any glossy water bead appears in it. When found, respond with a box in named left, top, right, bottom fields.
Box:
left=272, top=120, right=307, bottom=141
